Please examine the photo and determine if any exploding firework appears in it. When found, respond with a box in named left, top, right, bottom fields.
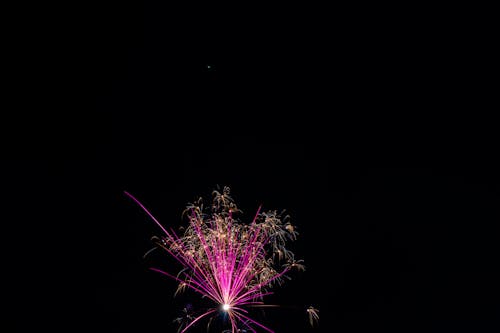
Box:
left=125, top=187, right=318, bottom=332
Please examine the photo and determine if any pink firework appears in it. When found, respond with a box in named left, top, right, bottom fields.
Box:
left=125, top=187, right=310, bottom=333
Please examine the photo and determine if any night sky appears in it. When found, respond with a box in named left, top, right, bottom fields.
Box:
left=2, top=3, right=499, bottom=333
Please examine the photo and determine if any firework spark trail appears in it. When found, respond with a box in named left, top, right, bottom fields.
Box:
left=126, top=187, right=313, bottom=332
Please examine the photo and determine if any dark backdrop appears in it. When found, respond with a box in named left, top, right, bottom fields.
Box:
left=2, top=2, right=498, bottom=333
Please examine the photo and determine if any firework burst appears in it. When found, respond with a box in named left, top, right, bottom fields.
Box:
left=125, top=187, right=317, bottom=332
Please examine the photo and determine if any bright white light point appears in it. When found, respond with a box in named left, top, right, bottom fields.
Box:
left=222, top=304, right=230, bottom=311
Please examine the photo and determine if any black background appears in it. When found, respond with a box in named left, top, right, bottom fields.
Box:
left=2, top=2, right=499, bottom=332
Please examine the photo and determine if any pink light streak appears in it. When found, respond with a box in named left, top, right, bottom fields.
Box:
left=125, top=188, right=302, bottom=332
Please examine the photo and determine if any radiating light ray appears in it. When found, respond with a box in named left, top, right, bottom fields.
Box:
left=126, top=187, right=318, bottom=332
left=180, top=309, right=217, bottom=333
